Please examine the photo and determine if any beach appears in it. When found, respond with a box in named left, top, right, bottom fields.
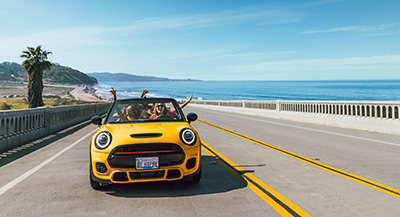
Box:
left=68, top=85, right=109, bottom=102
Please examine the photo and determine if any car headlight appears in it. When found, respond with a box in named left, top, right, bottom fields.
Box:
left=180, top=128, right=196, bottom=146
left=95, top=131, right=112, bottom=149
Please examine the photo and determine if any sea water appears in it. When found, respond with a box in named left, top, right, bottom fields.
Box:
left=93, top=80, right=400, bottom=101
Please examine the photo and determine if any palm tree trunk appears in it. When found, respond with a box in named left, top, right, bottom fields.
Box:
left=28, top=69, right=44, bottom=108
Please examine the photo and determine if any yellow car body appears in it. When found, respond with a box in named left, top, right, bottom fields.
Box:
left=89, top=98, right=201, bottom=189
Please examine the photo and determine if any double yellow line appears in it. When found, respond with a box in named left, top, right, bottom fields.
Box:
left=198, top=119, right=400, bottom=199
left=201, top=141, right=311, bottom=217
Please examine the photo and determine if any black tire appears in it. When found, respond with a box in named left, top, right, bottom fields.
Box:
left=90, top=163, right=101, bottom=190
left=190, top=165, right=202, bottom=183
left=90, top=176, right=101, bottom=189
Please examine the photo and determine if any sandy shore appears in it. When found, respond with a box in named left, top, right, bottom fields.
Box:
left=69, top=85, right=110, bottom=102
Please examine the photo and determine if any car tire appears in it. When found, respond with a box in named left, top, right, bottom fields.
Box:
left=189, top=164, right=202, bottom=183
left=90, top=163, right=101, bottom=190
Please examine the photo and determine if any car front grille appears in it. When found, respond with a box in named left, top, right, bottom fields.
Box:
left=129, top=171, right=165, bottom=179
left=108, top=143, right=185, bottom=168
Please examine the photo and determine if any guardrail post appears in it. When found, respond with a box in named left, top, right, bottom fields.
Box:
left=44, top=107, right=51, bottom=128
left=276, top=100, right=281, bottom=112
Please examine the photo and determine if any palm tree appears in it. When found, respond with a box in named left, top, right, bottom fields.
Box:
left=20, top=46, right=52, bottom=108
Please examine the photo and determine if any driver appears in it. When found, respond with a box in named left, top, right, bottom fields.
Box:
left=150, top=103, right=169, bottom=119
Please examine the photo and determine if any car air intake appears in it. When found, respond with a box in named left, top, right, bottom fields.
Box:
left=113, top=172, right=128, bottom=182
left=185, top=158, right=196, bottom=170
left=166, top=170, right=181, bottom=179
left=130, top=171, right=165, bottom=179
left=130, top=133, right=162, bottom=138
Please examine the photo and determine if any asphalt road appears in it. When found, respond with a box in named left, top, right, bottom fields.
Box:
left=0, top=106, right=399, bottom=216
left=186, top=106, right=400, bottom=216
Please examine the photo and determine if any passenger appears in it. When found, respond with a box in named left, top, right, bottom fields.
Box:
left=109, top=88, right=148, bottom=121
left=110, top=88, right=193, bottom=120
left=125, top=106, right=140, bottom=120
left=149, top=94, right=193, bottom=119
left=110, top=88, right=192, bottom=109
left=138, top=102, right=153, bottom=118
left=110, top=88, right=148, bottom=101
left=167, top=94, right=193, bottom=118
left=179, top=94, right=193, bottom=109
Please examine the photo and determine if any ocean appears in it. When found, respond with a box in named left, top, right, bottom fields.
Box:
left=93, top=80, right=400, bottom=101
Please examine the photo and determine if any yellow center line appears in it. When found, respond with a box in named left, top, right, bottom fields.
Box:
left=201, top=141, right=311, bottom=217
left=198, top=119, right=400, bottom=199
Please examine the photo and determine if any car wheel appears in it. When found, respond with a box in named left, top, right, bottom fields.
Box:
left=189, top=164, right=202, bottom=183
left=90, top=164, right=101, bottom=190
left=90, top=176, right=101, bottom=189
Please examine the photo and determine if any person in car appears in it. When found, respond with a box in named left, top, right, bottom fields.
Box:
left=110, top=88, right=148, bottom=121
left=110, top=88, right=148, bottom=101
left=110, top=88, right=193, bottom=120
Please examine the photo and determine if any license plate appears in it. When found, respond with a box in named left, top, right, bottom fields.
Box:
left=136, top=157, right=159, bottom=170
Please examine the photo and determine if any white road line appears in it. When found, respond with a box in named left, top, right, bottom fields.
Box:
left=200, top=109, right=400, bottom=147
left=0, top=129, right=97, bottom=196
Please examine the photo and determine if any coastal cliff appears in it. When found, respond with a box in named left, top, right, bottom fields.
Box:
left=0, top=62, right=98, bottom=85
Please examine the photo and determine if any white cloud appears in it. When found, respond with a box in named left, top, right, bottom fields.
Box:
left=223, top=55, right=400, bottom=72
left=2, top=6, right=302, bottom=46
left=300, top=24, right=399, bottom=34
left=114, top=7, right=303, bottom=33
left=199, top=51, right=297, bottom=60
left=304, top=0, right=347, bottom=6
left=0, top=6, right=304, bottom=63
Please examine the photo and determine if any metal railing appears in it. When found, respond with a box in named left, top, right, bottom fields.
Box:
left=0, top=103, right=111, bottom=152
left=192, top=100, right=400, bottom=120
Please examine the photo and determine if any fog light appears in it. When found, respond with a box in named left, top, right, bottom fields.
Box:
left=96, top=162, right=107, bottom=173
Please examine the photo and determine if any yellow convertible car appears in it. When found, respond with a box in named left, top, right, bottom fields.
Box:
left=89, top=98, right=201, bottom=189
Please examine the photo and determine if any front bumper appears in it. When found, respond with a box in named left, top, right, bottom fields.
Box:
left=91, top=144, right=200, bottom=184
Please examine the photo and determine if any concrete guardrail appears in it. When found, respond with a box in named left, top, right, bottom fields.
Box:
left=0, top=103, right=111, bottom=153
left=191, top=100, right=400, bottom=135
left=192, top=100, right=400, bottom=120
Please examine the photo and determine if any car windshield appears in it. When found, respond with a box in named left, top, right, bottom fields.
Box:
left=106, top=98, right=184, bottom=123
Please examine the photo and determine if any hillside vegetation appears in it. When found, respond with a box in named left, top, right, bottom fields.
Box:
left=0, top=62, right=97, bottom=85
left=88, top=72, right=199, bottom=82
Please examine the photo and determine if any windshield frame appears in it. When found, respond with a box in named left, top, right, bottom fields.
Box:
left=104, top=98, right=187, bottom=124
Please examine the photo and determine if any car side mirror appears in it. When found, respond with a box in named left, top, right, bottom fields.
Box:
left=91, top=115, right=102, bottom=126
left=187, top=113, right=197, bottom=123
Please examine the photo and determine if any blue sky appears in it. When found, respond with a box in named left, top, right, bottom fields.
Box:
left=1, top=0, right=400, bottom=80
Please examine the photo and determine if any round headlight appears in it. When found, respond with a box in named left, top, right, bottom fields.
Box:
left=180, top=128, right=196, bottom=146
left=95, top=131, right=112, bottom=149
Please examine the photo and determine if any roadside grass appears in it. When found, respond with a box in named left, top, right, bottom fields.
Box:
left=0, top=81, right=87, bottom=110
left=0, top=96, right=91, bottom=110
left=0, top=82, right=74, bottom=96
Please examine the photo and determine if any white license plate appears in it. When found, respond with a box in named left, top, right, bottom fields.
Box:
left=136, top=157, right=159, bottom=170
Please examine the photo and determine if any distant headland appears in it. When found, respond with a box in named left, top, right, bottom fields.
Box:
left=87, top=72, right=200, bottom=82
left=0, top=62, right=200, bottom=85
